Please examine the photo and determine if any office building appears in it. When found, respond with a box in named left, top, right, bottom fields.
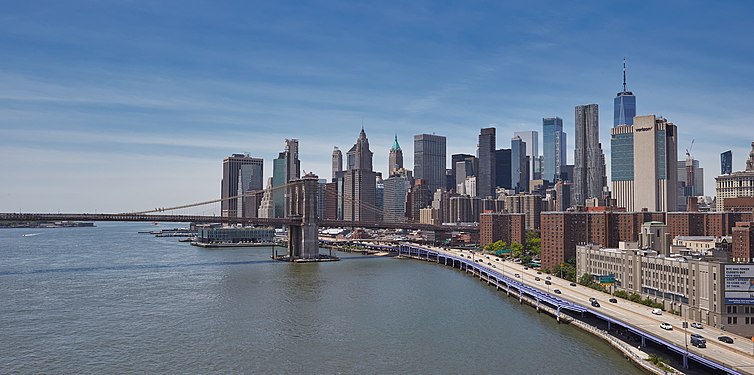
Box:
left=451, top=153, right=476, bottom=193
left=407, top=179, right=433, bottom=221
left=677, top=157, right=704, bottom=211
left=514, top=130, right=539, bottom=181
left=332, top=147, right=343, bottom=181
left=613, top=59, right=636, bottom=127
left=449, top=195, right=481, bottom=223
left=611, top=115, right=678, bottom=212
left=573, top=104, right=607, bottom=207
left=721, top=150, right=733, bottom=175
left=257, top=178, right=275, bottom=219
left=388, top=134, right=404, bottom=176
left=343, top=128, right=377, bottom=222
left=542, top=117, right=566, bottom=183
left=383, top=174, right=411, bottom=222
left=504, top=193, right=543, bottom=230
left=511, top=135, right=528, bottom=193
left=716, top=142, right=754, bottom=211
left=221, top=153, right=263, bottom=217
left=494, top=148, right=512, bottom=190
left=414, top=134, right=447, bottom=194
left=478, top=128, right=496, bottom=198
left=271, top=139, right=300, bottom=218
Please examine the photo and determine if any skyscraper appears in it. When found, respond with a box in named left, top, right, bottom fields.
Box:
left=272, top=139, right=300, bottom=218
left=388, top=134, right=403, bottom=175
left=614, top=59, right=636, bottom=127
left=573, top=104, right=607, bottom=206
left=611, top=115, right=678, bottom=212
left=514, top=130, right=539, bottom=181
left=542, top=117, right=566, bottom=183
left=343, top=128, right=377, bottom=222
left=221, top=153, right=263, bottom=217
left=721, top=150, right=733, bottom=175
left=331, top=147, right=343, bottom=181
left=511, top=136, right=527, bottom=193
left=451, top=153, right=476, bottom=193
left=478, top=127, right=496, bottom=198
left=414, top=134, right=447, bottom=194
left=494, top=148, right=512, bottom=190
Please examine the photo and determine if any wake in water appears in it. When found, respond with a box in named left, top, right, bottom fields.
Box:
left=22, top=233, right=41, bottom=237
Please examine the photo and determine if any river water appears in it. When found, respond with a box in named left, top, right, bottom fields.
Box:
left=0, top=222, right=640, bottom=374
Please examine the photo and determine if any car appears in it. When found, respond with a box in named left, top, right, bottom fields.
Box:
left=609, top=298, right=617, bottom=303
left=691, top=336, right=706, bottom=348
left=535, top=277, right=541, bottom=281
left=591, top=300, right=600, bottom=307
left=495, top=258, right=499, bottom=261
left=515, top=273, right=520, bottom=278
left=537, top=271, right=542, bottom=275
left=690, top=333, right=703, bottom=339
left=660, top=322, right=673, bottom=330
left=691, top=322, right=703, bottom=329
left=524, top=267, right=529, bottom=270
left=545, top=280, right=552, bottom=285
left=492, top=265, right=496, bottom=268
left=486, top=256, right=490, bottom=259
left=546, top=276, right=551, bottom=280
left=651, top=308, right=663, bottom=315
left=718, top=336, right=734, bottom=344
left=589, top=297, right=597, bottom=302
left=487, top=262, right=492, bottom=265
left=569, top=282, right=577, bottom=287
left=553, top=289, right=562, bottom=294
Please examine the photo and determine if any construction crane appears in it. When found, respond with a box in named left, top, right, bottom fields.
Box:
left=685, top=139, right=695, bottom=159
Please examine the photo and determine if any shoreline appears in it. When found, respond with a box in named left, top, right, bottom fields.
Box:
left=398, top=253, right=681, bottom=375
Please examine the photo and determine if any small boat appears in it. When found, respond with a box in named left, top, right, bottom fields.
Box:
left=151, top=222, right=159, bottom=226
left=22, top=233, right=41, bottom=237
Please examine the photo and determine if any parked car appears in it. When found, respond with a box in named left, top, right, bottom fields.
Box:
left=660, top=322, right=673, bottom=330
left=609, top=298, right=617, bottom=303
left=651, top=308, right=663, bottom=315
left=554, top=289, right=562, bottom=294
left=718, top=336, right=734, bottom=344
left=569, top=282, right=577, bottom=287
left=691, top=322, right=703, bottom=329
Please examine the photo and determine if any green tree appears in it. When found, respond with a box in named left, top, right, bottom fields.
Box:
left=510, top=242, right=524, bottom=259
left=483, top=240, right=506, bottom=253
left=579, top=273, right=594, bottom=286
left=553, top=259, right=577, bottom=281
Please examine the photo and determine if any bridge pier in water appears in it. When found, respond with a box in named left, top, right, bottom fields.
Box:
left=286, top=173, right=334, bottom=262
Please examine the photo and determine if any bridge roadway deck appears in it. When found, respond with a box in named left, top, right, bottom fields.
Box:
left=398, top=244, right=754, bottom=375
left=0, top=213, right=477, bottom=232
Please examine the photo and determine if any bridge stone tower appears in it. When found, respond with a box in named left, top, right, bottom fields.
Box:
left=287, top=172, right=320, bottom=260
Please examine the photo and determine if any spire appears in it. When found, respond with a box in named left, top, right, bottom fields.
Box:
left=746, top=141, right=754, bottom=172
left=623, top=58, right=627, bottom=92
left=391, top=134, right=401, bottom=151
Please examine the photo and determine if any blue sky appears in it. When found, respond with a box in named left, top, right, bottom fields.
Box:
left=1, top=0, right=752, bottom=213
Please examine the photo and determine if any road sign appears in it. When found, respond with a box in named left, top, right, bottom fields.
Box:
left=599, top=274, right=615, bottom=285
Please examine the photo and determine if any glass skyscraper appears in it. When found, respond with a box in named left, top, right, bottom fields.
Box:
left=542, top=117, right=566, bottom=183
left=721, top=150, right=733, bottom=175
left=614, top=60, right=636, bottom=127
left=414, top=133, right=447, bottom=194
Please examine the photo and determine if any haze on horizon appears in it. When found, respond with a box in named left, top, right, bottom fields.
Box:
left=1, top=1, right=752, bottom=213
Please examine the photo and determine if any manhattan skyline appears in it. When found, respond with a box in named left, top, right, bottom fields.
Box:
left=1, top=1, right=753, bottom=212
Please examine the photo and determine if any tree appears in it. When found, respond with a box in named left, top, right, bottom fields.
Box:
left=579, top=273, right=594, bottom=286
left=553, top=259, right=577, bottom=281
left=510, top=242, right=524, bottom=259
left=483, top=240, right=506, bottom=253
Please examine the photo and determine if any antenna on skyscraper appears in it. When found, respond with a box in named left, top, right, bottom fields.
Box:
left=623, top=58, right=627, bottom=92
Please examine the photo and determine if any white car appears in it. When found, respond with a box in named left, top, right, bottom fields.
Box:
left=651, top=308, right=662, bottom=315
left=660, top=322, right=673, bottom=330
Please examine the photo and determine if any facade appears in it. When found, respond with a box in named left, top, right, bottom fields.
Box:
left=504, top=193, right=543, bottom=230
left=731, top=222, right=754, bottom=263
left=677, top=157, right=704, bottom=211
left=196, top=226, right=274, bottom=244
left=451, top=153, right=476, bottom=193
left=573, top=104, right=607, bottom=207
left=221, top=154, right=263, bottom=217
left=419, top=207, right=440, bottom=225
left=478, top=128, right=496, bottom=198
left=613, top=60, right=636, bottom=127
left=257, top=177, right=275, bottom=218
left=382, top=175, right=411, bottom=222
left=406, top=179, right=433, bottom=221
left=542, top=117, right=566, bottom=183
left=494, top=148, right=512, bottom=190
left=511, top=135, right=527, bottom=193
left=343, top=129, right=377, bottom=223
left=414, top=134, right=447, bottom=194
left=721, top=150, right=733, bottom=175
left=514, top=130, right=539, bottom=181
left=388, top=134, right=404, bottom=175
left=323, top=182, right=338, bottom=220
left=332, top=146, right=343, bottom=181
left=271, top=139, right=301, bottom=218
left=611, top=115, right=678, bottom=212
left=479, top=213, right=526, bottom=248
left=449, top=195, right=481, bottom=223
left=715, top=141, right=754, bottom=211
left=455, top=159, right=475, bottom=194
left=576, top=243, right=754, bottom=337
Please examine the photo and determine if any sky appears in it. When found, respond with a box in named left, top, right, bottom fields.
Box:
left=1, top=0, right=753, bottom=213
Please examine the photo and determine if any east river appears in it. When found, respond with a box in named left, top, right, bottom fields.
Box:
left=0, top=222, right=640, bottom=374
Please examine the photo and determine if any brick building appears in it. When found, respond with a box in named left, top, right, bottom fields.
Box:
left=479, top=213, right=526, bottom=248
left=731, top=222, right=754, bottom=263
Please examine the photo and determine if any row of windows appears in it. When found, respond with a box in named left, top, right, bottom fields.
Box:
left=727, top=306, right=754, bottom=314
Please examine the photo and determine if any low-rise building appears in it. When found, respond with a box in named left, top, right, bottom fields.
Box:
left=196, top=226, right=274, bottom=244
